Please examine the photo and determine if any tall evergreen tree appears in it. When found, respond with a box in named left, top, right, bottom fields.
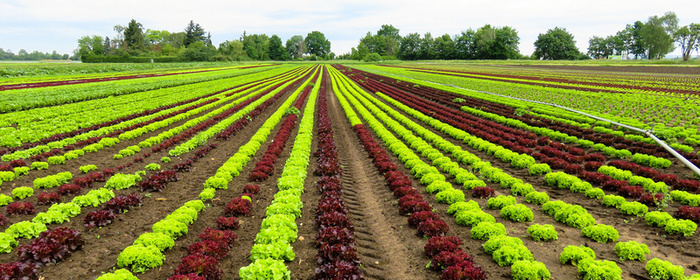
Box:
left=184, top=20, right=206, bottom=47
left=123, top=19, right=145, bottom=51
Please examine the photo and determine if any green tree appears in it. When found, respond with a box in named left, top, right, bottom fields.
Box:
left=587, top=36, right=616, bottom=59
left=454, top=29, right=476, bottom=59
left=641, top=12, right=678, bottom=59
left=124, top=19, right=146, bottom=52
left=218, top=40, right=248, bottom=60
left=77, top=35, right=105, bottom=60
left=434, top=34, right=455, bottom=59
left=473, top=25, right=520, bottom=59
left=398, top=32, right=421, bottom=60
left=243, top=34, right=270, bottom=60
left=123, top=19, right=145, bottom=52
left=184, top=20, right=206, bottom=47
left=675, top=23, right=700, bottom=61
left=418, top=32, right=435, bottom=59
left=533, top=27, right=581, bottom=60
left=268, top=35, right=288, bottom=60
left=285, top=35, right=306, bottom=59
left=304, top=31, right=331, bottom=57
left=180, top=41, right=216, bottom=61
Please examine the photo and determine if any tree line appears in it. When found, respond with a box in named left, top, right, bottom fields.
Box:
left=342, top=12, right=699, bottom=61
left=77, top=19, right=333, bottom=62
left=0, top=49, right=73, bottom=61
left=587, top=12, right=699, bottom=61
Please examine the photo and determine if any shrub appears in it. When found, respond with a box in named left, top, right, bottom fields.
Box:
left=487, top=195, right=517, bottom=209
left=501, top=204, right=533, bottom=222
left=527, top=224, right=558, bottom=241
left=614, top=241, right=650, bottom=261
left=582, top=224, right=619, bottom=243
left=471, top=222, right=506, bottom=240
left=560, top=245, right=595, bottom=265
left=511, top=260, right=551, bottom=280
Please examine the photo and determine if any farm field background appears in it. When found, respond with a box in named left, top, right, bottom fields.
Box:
left=0, top=61, right=699, bottom=280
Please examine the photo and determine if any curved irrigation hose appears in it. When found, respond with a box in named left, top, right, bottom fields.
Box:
left=393, top=73, right=700, bottom=177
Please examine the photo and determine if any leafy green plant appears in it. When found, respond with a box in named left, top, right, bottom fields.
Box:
left=645, top=258, right=685, bottom=280
left=117, top=244, right=165, bottom=273
left=645, top=211, right=674, bottom=227
left=435, top=188, right=465, bottom=204
left=11, top=186, right=34, bottom=199
left=585, top=188, right=605, bottom=199
left=0, top=194, right=13, bottom=206
left=501, top=204, right=534, bottom=222
left=447, top=200, right=480, bottom=216
left=483, top=235, right=524, bottom=254
left=511, top=183, right=535, bottom=196
left=79, top=164, right=97, bottom=173
left=47, top=156, right=66, bottom=165
left=30, top=161, right=49, bottom=170
left=487, top=195, right=517, bottom=209
left=577, top=258, right=622, bottom=280
left=0, top=171, right=15, bottom=182
left=144, top=163, right=161, bottom=171
left=133, top=232, right=175, bottom=251
left=250, top=241, right=295, bottom=261
left=239, top=258, right=290, bottom=280
left=204, top=177, right=228, bottom=190
left=471, top=222, right=507, bottom=240
left=456, top=210, right=496, bottom=226
left=620, top=201, right=648, bottom=217
left=94, top=269, right=139, bottom=280
left=602, top=195, right=627, bottom=208
left=152, top=219, right=188, bottom=238
left=582, top=224, right=619, bottom=243
left=160, top=157, right=171, bottom=163
left=512, top=260, right=551, bottom=280
left=6, top=221, right=47, bottom=239
left=614, top=241, right=650, bottom=261
left=527, top=224, right=558, bottom=241
left=0, top=233, right=18, bottom=254
left=105, top=173, right=140, bottom=190
left=528, top=163, right=552, bottom=176
left=492, top=243, right=534, bottom=266
left=32, top=211, right=70, bottom=224
left=199, top=188, right=215, bottom=201
left=525, top=191, right=549, bottom=205
left=560, top=245, right=596, bottom=265
left=664, top=219, right=697, bottom=237
left=14, top=167, right=29, bottom=177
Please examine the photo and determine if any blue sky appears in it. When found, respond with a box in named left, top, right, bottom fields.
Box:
left=1, top=0, right=698, bottom=57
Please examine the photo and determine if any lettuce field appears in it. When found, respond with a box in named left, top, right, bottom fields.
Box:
left=0, top=62, right=699, bottom=280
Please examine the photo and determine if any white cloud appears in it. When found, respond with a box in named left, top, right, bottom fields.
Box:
left=1, top=0, right=698, bottom=56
